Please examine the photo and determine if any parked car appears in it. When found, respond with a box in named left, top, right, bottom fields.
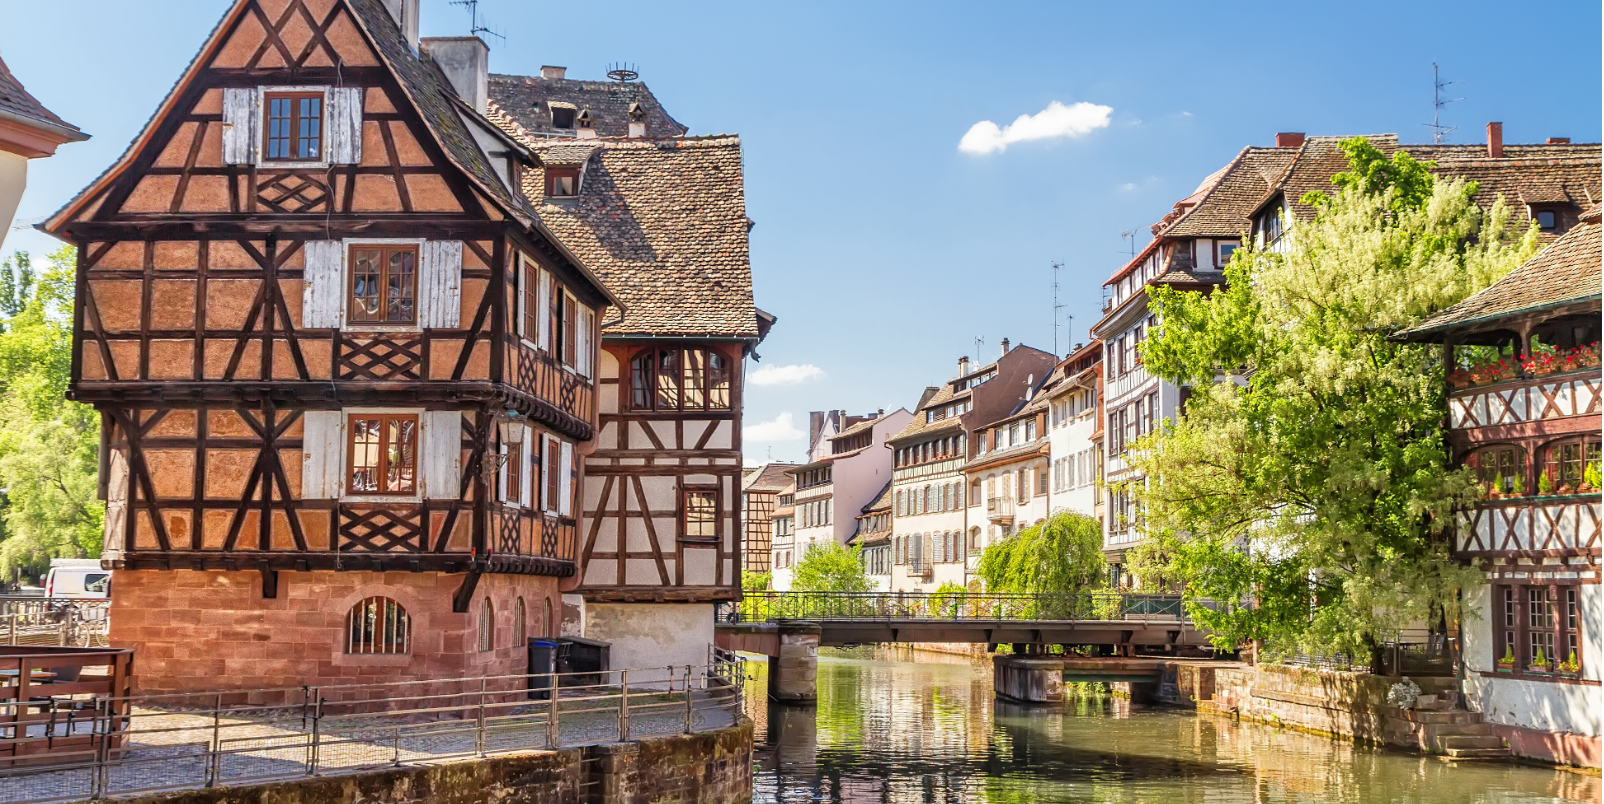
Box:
left=45, top=559, right=111, bottom=600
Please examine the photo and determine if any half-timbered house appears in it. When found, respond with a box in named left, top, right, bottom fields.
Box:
left=1396, top=206, right=1602, bottom=768
left=740, top=462, right=797, bottom=576
left=487, top=102, right=769, bottom=670
left=44, top=0, right=621, bottom=693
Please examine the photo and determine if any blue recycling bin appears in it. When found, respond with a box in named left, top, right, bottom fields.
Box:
left=527, top=639, right=559, bottom=700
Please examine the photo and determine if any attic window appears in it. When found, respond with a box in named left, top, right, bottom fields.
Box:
left=546, top=167, right=580, bottom=198
left=551, top=107, right=576, bottom=129
left=1535, top=209, right=1558, bottom=232
left=264, top=91, right=323, bottom=161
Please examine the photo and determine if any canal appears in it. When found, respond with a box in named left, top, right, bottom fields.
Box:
left=743, top=647, right=1599, bottom=803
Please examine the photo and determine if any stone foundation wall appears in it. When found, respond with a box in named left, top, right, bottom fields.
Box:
left=109, top=569, right=563, bottom=695
left=1202, top=664, right=1456, bottom=744
left=116, top=719, right=753, bottom=804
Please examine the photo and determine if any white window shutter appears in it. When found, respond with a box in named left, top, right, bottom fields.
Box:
left=301, top=411, right=343, bottom=499
left=422, top=410, right=462, bottom=499
left=418, top=241, right=463, bottom=329
left=497, top=443, right=509, bottom=502
left=536, top=268, right=552, bottom=349
left=302, top=241, right=344, bottom=328
left=577, top=306, right=593, bottom=378
left=559, top=441, right=573, bottom=516
left=541, top=439, right=553, bottom=511
left=222, top=88, right=258, bottom=165
left=327, top=87, right=363, bottom=164
left=516, top=257, right=529, bottom=339
left=521, top=427, right=533, bottom=506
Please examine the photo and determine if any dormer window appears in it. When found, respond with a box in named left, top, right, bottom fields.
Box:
left=1531, top=207, right=1564, bottom=233
left=546, top=167, right=579, bottom=198
left=551, top=103, right=576, bottom=129
left=264, top=91, right=323, bottom=161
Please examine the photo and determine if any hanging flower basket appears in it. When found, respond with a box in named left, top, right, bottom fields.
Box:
left=1523, top=342, right=1602, bottom=378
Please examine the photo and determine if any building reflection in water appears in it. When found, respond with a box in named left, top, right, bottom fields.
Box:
left=743, top=646, right=1600, bottom=804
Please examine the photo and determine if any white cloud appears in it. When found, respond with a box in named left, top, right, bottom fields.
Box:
left=744, top=412, right=805, bottom=442
left=749, top=363, right=825, bottom=387
left=958, top=101, right=1113, bottom=155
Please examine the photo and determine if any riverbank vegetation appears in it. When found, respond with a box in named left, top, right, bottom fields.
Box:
left=0, top=246, right=102, bottom=582
left=1125, top=139, right=1538, bottom=661
left=791, top=541, right=874, bottom=592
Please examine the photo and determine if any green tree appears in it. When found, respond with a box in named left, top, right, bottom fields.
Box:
left=1127, top=138, right=1536, bottom=660
left=790, top=541, right=873, bottom=593
left=741, top=570, right=771, bottom=591
left=974, top=512, right=1106, bottom=618
left=0, top=246, right=102, bottom=580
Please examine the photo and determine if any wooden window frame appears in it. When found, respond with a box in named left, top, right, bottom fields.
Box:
left=546, top=167, right=580, bottom=198
left=543, top=436, right=561, bottom=514
left=263, top=90, right=325, bottom=163
left=520, top=255, right=540, bottom=344
left=681, top=485, right=720, bottom=544
left=627, top=347, right=733, bottom=412
left=1542, top=436, right=1601, bottom=493
left=504, top=439, right=523, bottom=507
left=347, top=243, right=420, bottom=326
left=1494, top=582, right=1584, bottom=677
left=345, top=412, right=419, bottom=496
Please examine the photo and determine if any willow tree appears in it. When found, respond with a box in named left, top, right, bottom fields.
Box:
left=1126, top=139, right=1538, bottom=660
left=975, top=512, right=1105, bottom=617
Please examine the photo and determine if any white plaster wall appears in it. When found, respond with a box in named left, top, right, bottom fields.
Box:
left=1462, top=582, right=1603, bottom=736
left=0, top=152, right=25, bottom=254
left=584, top=602, right=714, bottom=683
left=1049, top=401, right=1100, bottom=517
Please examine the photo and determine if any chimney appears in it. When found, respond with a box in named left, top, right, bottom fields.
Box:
left=1547, top=137, right=1571, bottom=144
left=1000, top=338, right=1011, bottom=356
left=381, top=0, right=420, bottom=52
left=957, top=355, right=970, bottom=375
left=627, top=100, right=647, bottom=138
left=1486, top=122, right=1504, bottom=158
left=575, top=108, right=598, bottom=139
left=541, top=65, right=567, bottom=80
left=1275, top=132, right=1305, bottom=148
left=421, top=37, right=489, bottom=115
left=809, top=412, right=825, bottom=449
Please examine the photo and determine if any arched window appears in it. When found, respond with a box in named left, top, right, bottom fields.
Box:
left=969, top=526, right=982, bottom=553
left=347, top=596, right=409, bottom=654
left=542, top=598, right=553, bottom=638
left=514, top=597, right=527, bottom=647
left=1543, top=436, right=1602, bottom=493
left=1470, top=446, right=1526, bottom=495
left=478, top=598, right=495, bottom=652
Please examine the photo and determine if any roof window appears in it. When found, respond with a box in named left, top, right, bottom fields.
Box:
left=546, top=166, right=580, bottom=198
left=550, top=103, right=576, bottom=129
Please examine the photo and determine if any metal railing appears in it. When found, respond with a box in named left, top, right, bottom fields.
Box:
left=0, top=653, right=747, bottom=804
left=719, top=591, right=1194, bottom=624
left=0, top=599, right=109, bottom=648
left=1277, top=639, right=1456, bottom=677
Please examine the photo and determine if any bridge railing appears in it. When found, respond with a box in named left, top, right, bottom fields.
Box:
left=718, top=591, right=1194, bottom=623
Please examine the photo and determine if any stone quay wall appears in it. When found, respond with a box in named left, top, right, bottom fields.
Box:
left=114, top=718, right=754, bottom=804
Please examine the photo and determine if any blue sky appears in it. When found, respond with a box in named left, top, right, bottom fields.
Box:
left=2, top=1, right=1599, bottom=464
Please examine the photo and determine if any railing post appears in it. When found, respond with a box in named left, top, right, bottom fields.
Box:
left=392, top=726, right=402, bottom=766
left=547, top=672, right=560, bottom=748
left=618, top=669, right=630, bottom=742
left=475, top=677, right=487, bottom=757
left=308, top=693, right=322, bottom=776
left=90, top=697, right=107, bottom=800
left=206, top=693, right=222, bottom=787
left=683, top=664, right=694, bottom=734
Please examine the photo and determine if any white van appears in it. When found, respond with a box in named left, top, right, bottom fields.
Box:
left=45, top=559, right=111, bottom=600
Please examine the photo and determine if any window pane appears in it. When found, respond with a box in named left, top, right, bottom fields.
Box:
left=708, top=353, right=730, bottom=409
left=387, top=416, right=417, bottom=493
left=266, top=96, right=292, bottom=159
left=682, top=349, right=706, bottom=409
left=685, top=491, right=716, bottom=538
left=298, top=96, right=322, bottom=159
left=386, top=248, right=416, bottom=322
left=630, top=353, right=654, bottom=409
left=349, top=417, right=383, bottom=492
left=656, top=350, right=681, bottom=409
left=350, top=249, right=383, bottom=322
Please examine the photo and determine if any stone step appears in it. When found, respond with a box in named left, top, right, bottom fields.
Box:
left=1444, top=746, right=1513, bottom=759
left=1440, top=735, right=1503, bottom=750
left=1438, top=722, right=1493, bottom=737
left=1402, top=710, right=1480, bottom=725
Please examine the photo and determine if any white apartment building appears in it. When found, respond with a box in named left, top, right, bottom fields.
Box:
left=1046, top=341, right=1103, bottom=520
left=964, top=398, right=1051, bottom=576
left=850, top=483, right=893, bottom=592
left=769, top=482, right=797, bottom=588
left=888, top=343, right=1057, bottom=592
left=772, top=408, right=910, bottom=591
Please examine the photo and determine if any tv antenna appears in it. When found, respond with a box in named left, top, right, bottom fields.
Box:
left=1120, top=229, right=1140, bottom=258
left=973, top=336, right=984, bottom=366
left=1422, top=61, right=1461, bottom=144
left=1051, top=262, right=1065, bottom=356
left=606, top=62, right=640, bottom=82
left=449, top=0, right=504, bottom=41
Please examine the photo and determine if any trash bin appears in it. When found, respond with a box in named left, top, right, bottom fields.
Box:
left=557, top=636, right=610, bottom=687
left=527, top=639, right=559, bottom=700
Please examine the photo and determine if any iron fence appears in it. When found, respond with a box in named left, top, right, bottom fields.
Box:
left=719, top=591, right=1194, bottom=623
left=0, top=653, right=747, bottom=804
left=0, top=599, right=109, bottom=648
left=1278, top=639, right=1456, bottom=677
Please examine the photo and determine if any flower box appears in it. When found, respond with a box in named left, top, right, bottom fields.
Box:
left=1494, top=662, right=1516, bottom=673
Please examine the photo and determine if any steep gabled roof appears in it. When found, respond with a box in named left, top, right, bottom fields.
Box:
left=504, top=134, right=758, bottom=338
left=1161, top=147, right=1297, bottom=238
left=1396, top=207, right=1602, bottom=341
left=488, top=73, right=687, bottom=139
left=0, top=54, right=84, bottom=142
left=742, top=462, right=798, bottom=493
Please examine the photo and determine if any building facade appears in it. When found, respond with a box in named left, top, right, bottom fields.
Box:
left=851, top=483, right=893, bottom=591
left=740, top=462, right=796, bottom=576
left=1397, top=207, right=1602, bottom=768
left=1045, top=342, right=1103, bottom=521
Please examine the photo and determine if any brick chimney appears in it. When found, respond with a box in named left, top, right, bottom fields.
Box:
left=421, top=37, right=489, bottom=115
left=1000, top=338, right=1011, bottom=356
left=1547, top=137, right=1571, bottom=144
left=1275, top=132, right=1305, bottom=148
left=541, top=66, right=566, bottom=80
left=958, top=356, right=970, bottom=375
left=1486, top=122, right=1504, bottom=158
left=381, top=0, right=420, bottom=51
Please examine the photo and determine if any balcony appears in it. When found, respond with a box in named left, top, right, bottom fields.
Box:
left=906, top=559, right=933, bottom=579
left=986, top=497, right=1015, bottom=525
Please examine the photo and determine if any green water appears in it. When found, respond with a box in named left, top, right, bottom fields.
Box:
left=743, top=647, right=1598, bottom=803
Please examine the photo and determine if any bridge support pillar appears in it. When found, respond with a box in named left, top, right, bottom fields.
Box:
left=994, top=656, right=1064, bottom=704
left=769, top=620, right=821, bottom=704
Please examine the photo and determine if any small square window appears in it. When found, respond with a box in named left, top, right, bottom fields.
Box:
left=347, top=413, right=418, bottom=495
left=1536, top=210, right=1557, bottom=231
left=551, top=107, right=575, bottom=129
left=348, top=244, right=418, bottom=325
left=264, top=91, right=324, bottom=161
left=546, top=168, right=579, bottom=198
left=682, top=488, right=718, bottom=542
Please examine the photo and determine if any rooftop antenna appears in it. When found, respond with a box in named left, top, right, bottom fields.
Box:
left=606, top=63, right=640, bottom=82
left=1120, top=229, right=1139, bottom=259
left=1422, top=61, right=1461, bottom=144
left=1051, top=262, right=1065, bottom=356
left=449, top=0, right=504, bottom=41
left=973, top=336, right=985, bottom=367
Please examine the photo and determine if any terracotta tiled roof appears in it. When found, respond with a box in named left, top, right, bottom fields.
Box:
left=487, top=73, right=686, bottom=139
left=1397, top=208, right=1603, bottom=340
left=1162, top=147, right=1297, bottom=238
left=742, top=462, right=798, bottom=493
left=536, top=143, right=601, bottom=165
left=0, top=54, right=79, bottom=133
left=505, top=135, right=758, bottom=338
left=831, top=413, right=890, bottom=441
left=965, top=440, right=1047, bottom=472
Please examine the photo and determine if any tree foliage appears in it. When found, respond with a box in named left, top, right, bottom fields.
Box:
left=1126, top=138, right=1537, bottom=658
left=741, top=570, right=771, bottom=592
left=790, top=541, right=874, bottom=593
left=974, top=512, right=1106, bottom=596
left=0, top=246, right=102, bottom=581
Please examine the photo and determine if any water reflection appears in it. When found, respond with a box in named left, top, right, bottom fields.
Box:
left=746, top=646, right=1598, bottom=803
